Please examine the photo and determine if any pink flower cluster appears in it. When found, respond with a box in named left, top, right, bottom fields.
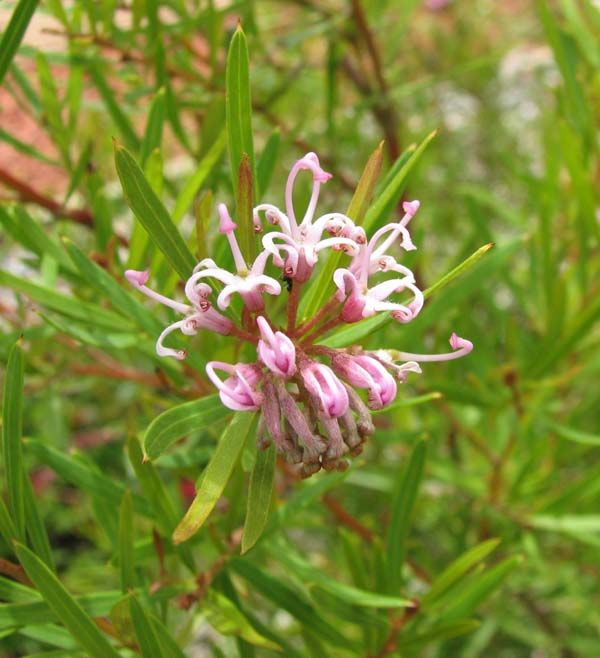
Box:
left=126, top=153, right=472, bottom=476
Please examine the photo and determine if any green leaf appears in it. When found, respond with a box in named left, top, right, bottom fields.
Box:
left=528, top=515, right=600, bottom=533
left=88, top=62, right=140, bottom=151
left=140, top=87, right=166, bottom=165
left=118, top=492, right=135, bottom=592
left=150, top=613, right=188, bottom=658
left=443, top=556, right=522, bottom=620
left=173, top=412, right=256, bottom=544
left=386, top=439, right=427, bottom=592
left=129, top=596, right=165, bottom=658
left=421, top=539, right=501, bottom=609
left=14, top=544, right=121, bottom=658
left=143, top=395, right=231, bottom=461
left=242, top=444, right=276, bottom=554
left=362, top=130, right=436, bottom=232
left=114, top=142, right=196, bottom=279
left=272, top=545, right=415, bottom=609
left=25, top=439, right=152, bottom=518
left=23, top=471, right=54, bottom=570
left=204, top=590, right=279, bottom=649
left=226, top=25, right=255, bottom=211
left=0, top=497, right=17, bottom=547
left=373, top=391, right=443, bottom=414
left=2, top=340, right=25, bottom=540
left=0, top=269, right=133, bottom=333
left=229, top=559, right=356, bottom=650
left=256, top=129, right=280, bottom=197
left=0, top=0, right=40, bottom=86
left=347, top=141, right=385, bottom=223
left=550, top=422, right=600, bottom=446
left=63, top=238, right=161, bottom=335
left=172, top=130, right=226, bottom=224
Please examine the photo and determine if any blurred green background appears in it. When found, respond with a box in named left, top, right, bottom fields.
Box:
left=1, top=1, right=599, bottom=657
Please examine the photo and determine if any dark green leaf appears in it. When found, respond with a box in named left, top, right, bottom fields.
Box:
left=14, top=544, right=121, bottom=658
left=0, top=0, right=40, bottom=86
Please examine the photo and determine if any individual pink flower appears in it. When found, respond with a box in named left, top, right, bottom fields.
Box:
left=125, top=269, right=233, bottom=360
left=301, top=360, right=349, bottom=418
left=256, top=153, right=360, bottom=281
left=185, top=203, right=281, bottom=312
left=393, top=333, right=474, bottom=363
left=205, top=361, right=263, bottom=411
left=257, top=316, right=296, bottom=377
left=333, top=201, right=424, bottom=323
left=332, top=353, right=398, bottom=410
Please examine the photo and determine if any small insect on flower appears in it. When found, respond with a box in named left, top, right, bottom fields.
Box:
left=126, top=153, right=473, bottom=477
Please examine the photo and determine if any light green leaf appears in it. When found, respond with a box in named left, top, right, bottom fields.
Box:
left=172, top=130, right=226, bottom=224
left=140, top=87, right=166, bottom=165
left=173, top=412, right=256, bottom=543
left=362, top=130, right=436, bottom=232
left=229, top=559, right=356, bottom=650
left=386, top=439, right=427, bottom=592
left=118, top=492, right=135, bottom=592
left=421, top=539, right=501, bottom=609
left=0, top=0, right=40, bottom=86
left=143, top=395, right=231, bottom=461
left=14, top=544, right=121, bottom=658
left=550, top=422, right=600, bottom=446
left=2, top=341, right=25, bottom=540
left=273, top=546, right=415, bottom=609
left=242, top=444, right=276, bottom=554
left=114, top=142, right=196, bottom=279
left=204, top=590, right=279, bottom=650
left=129, top=595, right=165, bottom=658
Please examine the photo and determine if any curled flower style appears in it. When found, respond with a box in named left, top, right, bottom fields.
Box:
left=125, top=269, right=233, bottom=359
left=256, top=153, right=361, bottom=281
left=125, top=151, right=474, bottom=477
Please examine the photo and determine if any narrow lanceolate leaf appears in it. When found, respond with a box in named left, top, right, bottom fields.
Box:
left=143, top=395, right=231, bottom=461
left=421, top=538, right=501, bottom=609
left=229, top=559, right=357, bottom=651
left=443, top=555, right=522, bottom=620
left=23, top=472, right=54, bottom=570
left=226, top=25, right=255, bottom=205
left=347, top=141, right=385, bottom=223
left=256, top=129, right=280, bottom=198
left=386, top=439, right=427, bottom=592
left=300, top=141, right=385, bottom=319
left=362, top=130, right=437, bottom=232
left=139, top=87, right=166, bottom=165
left=550, top=422, right=600, bottom=446
left=173, top=412, right=256, bottom=544
left=14, top=544, right=121, bottom=658
left=236, top=153, right=257, bottom=262
left=114, top=142, right=196, bottom=279
left=118, top=491, right=135, bottom=592
left=0, top=498, right=17, bottom=547
left=129, top=596, right=165, bottom=658
left=204, top=590, right=279, bottom=649
left=0, top=0, right=40, bottom=86
left=273, top=547, right=414, bottom=609
left=172, top=130, right=226, bottom=224
left=2, top=341, right=25, bottom=540
left=242, top=445, right=276, bottom=554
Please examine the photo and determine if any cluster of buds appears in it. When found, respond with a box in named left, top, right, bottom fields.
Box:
left=126, top=153, right=472, bottom=477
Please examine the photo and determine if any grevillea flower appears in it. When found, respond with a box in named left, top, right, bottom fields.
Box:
left=255, top=152, right=361, bottom=282
left=125, top=153, right=474, bottom=477
left=333, top=201, right=424, bottom=323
